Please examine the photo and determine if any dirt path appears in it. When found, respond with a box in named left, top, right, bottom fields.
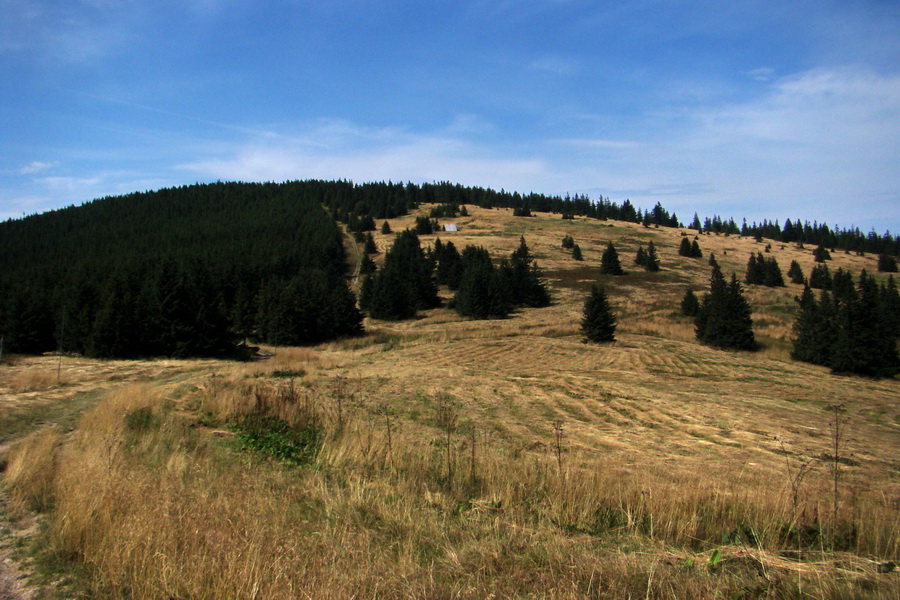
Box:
left=0, top=498, right=34, bottom=600
left=0, top=550, right=32, bottom=600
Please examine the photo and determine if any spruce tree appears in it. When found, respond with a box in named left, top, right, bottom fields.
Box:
left=509, top=238, right=550, bottom=307
left=788, top=260, right=805, bottom=284
left=813, top=245, right=832, bottom=262
left=581, top=284, right=616, bottom=343
left=635, top=244, right=647, bottom=266
left=571, top=244, right=583, bottom=261
left=690, top=213, right=703, bottom=231
left=745, top=253, right=764, bottom=285
left=453, top=248, right=510, bottom=319
left=681, top=288, right=699, bottom=317
left=359, top=254, right=376, bottom=275
left=599, top=242, right=624, bottom=275
left=809, top=264, right=832, bottom=289
left=435, top=240, right=463, bottom=288
left=364, top=233, right=378, bottom=254
left=880, top=276, right=900, bottom=337
left=878, top=253, right=899, bottom=273
left=691, top=239, right=703, bottom=258
left=791, top=286, right=832, bottom=365
left=830, top=271, right=899, bottom=377
left=678, top=237, right=692, bottom=257
left=644, top=241, right=660, bottom=272
left=381, top=221, right=392, bottom=234
left=695, top=266, right=756, bottom=350
left=562, top=234, right=575, bottom=249
left=830, top=268, right=856, bottom=305
left=364, top=229, right=438, bottom=320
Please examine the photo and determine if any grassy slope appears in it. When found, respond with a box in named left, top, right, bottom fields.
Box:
left=1, top=205, right=899, bottom=598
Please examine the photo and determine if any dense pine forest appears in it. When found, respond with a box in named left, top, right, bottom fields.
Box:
left=0, top=181, right=365, bottom=357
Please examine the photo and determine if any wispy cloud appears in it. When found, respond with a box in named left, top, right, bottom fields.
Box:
left=746, top=67, right=775, bottom=82
left=179, top=122, right=552, bottom=192
left=19, top=161, right=55, bottom=175
left=530, top=56, right=577, bottom=75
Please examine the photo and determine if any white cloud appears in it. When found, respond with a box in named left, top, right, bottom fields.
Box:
left=746, top=67, right=775, bottom=82
left=37, top=175, right=103, bottom=192
left=180, top=124, right=552, bottom=193
left=175, top=66, right=900, bottom=232
left=19, top=161, right=55, bottom=175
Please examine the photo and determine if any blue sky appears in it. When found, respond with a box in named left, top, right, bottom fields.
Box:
left=2, top=0, right=899, bottom=233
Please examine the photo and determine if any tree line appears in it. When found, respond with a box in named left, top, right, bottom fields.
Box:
left=687, top=213, right=899, bottom=257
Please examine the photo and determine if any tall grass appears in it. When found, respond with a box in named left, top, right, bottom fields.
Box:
left=5, top=379, right=897, bottom=599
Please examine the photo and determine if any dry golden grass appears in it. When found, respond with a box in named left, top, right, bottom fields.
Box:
left=3, top=205, right=899, bottom=598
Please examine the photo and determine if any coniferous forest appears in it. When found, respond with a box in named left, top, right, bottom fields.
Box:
left=0, top=181, right=366, bottom=357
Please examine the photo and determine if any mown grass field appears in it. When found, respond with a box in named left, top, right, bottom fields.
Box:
left=1, top=205, right=898, bottom=598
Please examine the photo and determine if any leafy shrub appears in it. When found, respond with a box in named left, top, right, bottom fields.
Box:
left=233, top=414, right=320, bottom=465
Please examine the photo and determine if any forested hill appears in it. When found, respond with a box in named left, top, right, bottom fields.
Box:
left=2, top=179, right=897, bottom=360
left=0, top=181, right=367, bottom=358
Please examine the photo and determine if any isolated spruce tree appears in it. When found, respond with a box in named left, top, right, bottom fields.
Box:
left=644, top=241, right=660, bottom=272
left=599, top=242, right=624, bottom=275
left=635, top=244, right=647, bottom=266
left=508, top=237, right=551, bottom=307
left=562, top=234, right=575, bottom=249
left=745, top=253, right=764, bottom=285
left=813, top=245, right=832, bottom=262
left=763, top=256, right=785, bottom=287
left=690, top=239, right=703, bottom=258
left=678, top=237, right=692, bottom=257
left=581, top=284, right=616, bottom=343
left=695, top=266, right=756, bottom=350
left=681, top=289, right=700, bottom=317
left=381, top=221, right=392, bottom=234
left=788, top=260, right=805, bottom=285
left=571, top=244, right=583, bottom=261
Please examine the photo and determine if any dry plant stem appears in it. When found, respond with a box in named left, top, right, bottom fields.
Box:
left=552, top=420, right=564, bottom=475
left=470, top=426, right=477, bottom=487
left=777, top=437, right=817, bottom=521
left=435, top=395, right=458, bottom=487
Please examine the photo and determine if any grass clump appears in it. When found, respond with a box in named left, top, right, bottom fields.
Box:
left=232, top=413, right=320, bottom=465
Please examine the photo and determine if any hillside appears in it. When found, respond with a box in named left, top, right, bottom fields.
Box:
left=1, top=204, right=899, bottom=598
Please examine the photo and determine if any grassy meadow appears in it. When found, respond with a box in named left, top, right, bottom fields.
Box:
left=1, top=205, right=899, bottom=598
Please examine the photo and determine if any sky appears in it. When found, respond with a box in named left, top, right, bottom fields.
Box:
left=1, top=0, right=899, bottom=233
